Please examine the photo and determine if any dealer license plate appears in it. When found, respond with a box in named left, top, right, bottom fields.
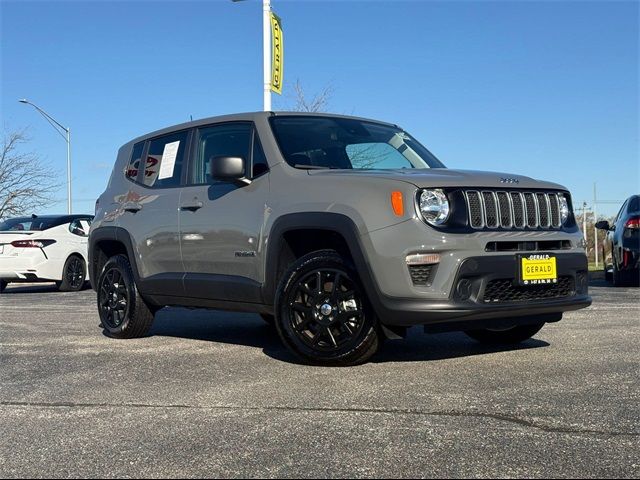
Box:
left=519, top=254, right=557, bottom=285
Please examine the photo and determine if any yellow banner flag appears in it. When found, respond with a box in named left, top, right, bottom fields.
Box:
left=270, top=12, right=283, bottom=95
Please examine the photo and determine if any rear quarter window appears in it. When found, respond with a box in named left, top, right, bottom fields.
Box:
left=125, top=142, right=145, bottom=182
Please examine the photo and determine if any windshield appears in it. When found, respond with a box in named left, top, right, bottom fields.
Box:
left=0, top=217, right=63, bottom=232
left=270, top=116, right=446, bottom=170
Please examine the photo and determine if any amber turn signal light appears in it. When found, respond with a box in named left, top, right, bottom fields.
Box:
left=391, top=191, right=404, bottom=216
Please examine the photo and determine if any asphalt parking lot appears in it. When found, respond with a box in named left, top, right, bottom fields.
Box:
left=0, top=276, right=638, bottom=478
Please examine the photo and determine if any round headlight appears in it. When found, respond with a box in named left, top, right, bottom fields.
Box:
left=558, top=194, right=570, bottom=225
left=419, top=189, right=450, bottom=226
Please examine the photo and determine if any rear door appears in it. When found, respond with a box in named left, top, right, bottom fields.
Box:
left=116, top=130, right=191, bottom=296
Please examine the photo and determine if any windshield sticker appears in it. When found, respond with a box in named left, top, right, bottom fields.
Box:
left=158, top=141, right=180, bottom=180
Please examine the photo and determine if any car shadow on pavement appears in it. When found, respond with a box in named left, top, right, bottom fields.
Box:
left=371, top=330, right=550, bottom=364
left=146, top=308, right=550, bottom=365
left=147, top=308, right=288, bottom=356
left=1, top=283, right=60, bottom=294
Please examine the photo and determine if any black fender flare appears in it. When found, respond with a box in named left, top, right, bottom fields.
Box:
left=88, top=226, right=141, bottom=291
left=262, top=212, right=379, bottom=306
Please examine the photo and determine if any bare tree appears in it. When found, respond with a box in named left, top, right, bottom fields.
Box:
left=289, top=79, right=333, bottom=112
left=282, top=81, right=393, bottom=169
left=0, top=129, right=60, bottom=220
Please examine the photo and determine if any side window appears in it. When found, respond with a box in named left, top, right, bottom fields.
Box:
left=144, top=131, right=189, bottom=188
left=191, top=123, right=253, bottom=185
left=69, top=219, right=89, bottom=237
left=252, top=133, right=269, bottom=177
left=628, top=197, right=639, bottom=213
left=125, top=142, right=145, bottom=182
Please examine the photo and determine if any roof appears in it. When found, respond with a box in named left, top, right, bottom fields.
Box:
left=126, top=111, right=401, bottom=146
left=7, top=214, right=93, bottom=222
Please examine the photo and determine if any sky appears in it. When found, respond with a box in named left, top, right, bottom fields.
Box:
left=1, top=0, right=638, bottom=217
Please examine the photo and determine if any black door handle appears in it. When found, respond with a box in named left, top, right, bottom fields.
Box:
left=180, top=201, right=203, bottom=212
left=123, top=202, right=142, bottom=213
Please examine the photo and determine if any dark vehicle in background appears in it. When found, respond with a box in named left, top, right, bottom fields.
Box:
left=596, top=195, right=640, bottom=286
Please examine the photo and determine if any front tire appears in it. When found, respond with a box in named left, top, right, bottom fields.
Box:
left=260, top=314, right=275, bottom=326
left=465, top=323, right=544, bottom=345
left=275, top=250, right=380, bottom=366
left=58, top=255, right=87, bottom=292
left=97, top=255, right=155, bottom=339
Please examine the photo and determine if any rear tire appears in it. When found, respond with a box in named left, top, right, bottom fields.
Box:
left=0, top=280, right=6, bottom=293
left=58, top=255, right=87, bottom=292
left=465, top=323, right=544, bottom=345
left=97, top=254, right=155, bottom=339
left=275, top=249, right=380, bottom=366
left=612, top=262, right=628, bottom=287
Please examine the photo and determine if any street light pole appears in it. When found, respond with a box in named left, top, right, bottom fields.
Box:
left=18, top=99, right=72, bottom=214
left=593, top=183, right=598, bottom=269
left=582, top=202, right=588, bottom=241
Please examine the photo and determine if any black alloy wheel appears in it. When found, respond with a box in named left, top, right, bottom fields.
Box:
left=58, top=256, right=86, bottom=291
left=99, top=266, right=129, bottom=330
left=67, top=257, right=85, bottom=290
left=275, top=250, right=380, bottom=366
left=285, top=268, right=365, bottom=351
left=96, top=255, right=155, bottom=339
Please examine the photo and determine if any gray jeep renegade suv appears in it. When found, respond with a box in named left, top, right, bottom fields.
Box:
left=90, top=112, right=590, bottom=365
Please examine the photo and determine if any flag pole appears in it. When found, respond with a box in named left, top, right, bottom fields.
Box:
left=263, top=0, right=272, bottom=111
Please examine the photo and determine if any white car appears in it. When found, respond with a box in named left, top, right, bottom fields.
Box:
left=0, top=214, right=93, bottom=293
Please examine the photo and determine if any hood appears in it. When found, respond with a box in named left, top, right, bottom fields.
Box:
left=307, top=168, right=568, bottom=191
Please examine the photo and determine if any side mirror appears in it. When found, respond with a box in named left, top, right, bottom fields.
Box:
left=595, top=220, right=610, bottom=230
left=210, top=156, right=251, bottom=185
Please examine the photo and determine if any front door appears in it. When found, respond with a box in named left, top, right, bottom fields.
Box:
left=179, top=122, right=269, bottom=304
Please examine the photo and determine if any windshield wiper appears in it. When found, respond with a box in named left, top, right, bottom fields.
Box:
left=294, top=164, right=332, bottom=170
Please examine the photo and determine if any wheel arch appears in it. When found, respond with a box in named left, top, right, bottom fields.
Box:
left=89, top=227, right=141, bottom=291
left=263, top=213, right=376, bottom=306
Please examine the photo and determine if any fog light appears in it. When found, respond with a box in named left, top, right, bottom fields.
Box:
left=406, top=253, right=440, bottom=265
left=456, top=279, right=473, bottom=301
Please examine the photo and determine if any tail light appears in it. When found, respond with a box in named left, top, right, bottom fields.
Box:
left=625, top=217, right=640, bottom=229
left=11, top=240, right=56, bottom=248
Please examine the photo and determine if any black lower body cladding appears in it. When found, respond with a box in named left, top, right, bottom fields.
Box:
left=369, top=253, right=591, bottom=329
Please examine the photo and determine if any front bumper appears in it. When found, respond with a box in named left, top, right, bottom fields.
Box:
left=370, top=253, right=591, bottom=329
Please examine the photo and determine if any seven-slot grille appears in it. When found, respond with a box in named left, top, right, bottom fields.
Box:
left=465, top=191, right=563, bottom=230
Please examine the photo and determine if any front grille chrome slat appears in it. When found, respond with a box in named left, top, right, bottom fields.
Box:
left=465, top=190, right=564, bottom=231
left=537, top=193, right=550, bottom=228
left=549, top=193, right=561, bottom=227
left=482, top=191, right=499, bottom=228
left=466, top=191, right=484, bottom=228
left=511, top=192, right=526, bottom=228
left=496, top=192, right=512, bottom=228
